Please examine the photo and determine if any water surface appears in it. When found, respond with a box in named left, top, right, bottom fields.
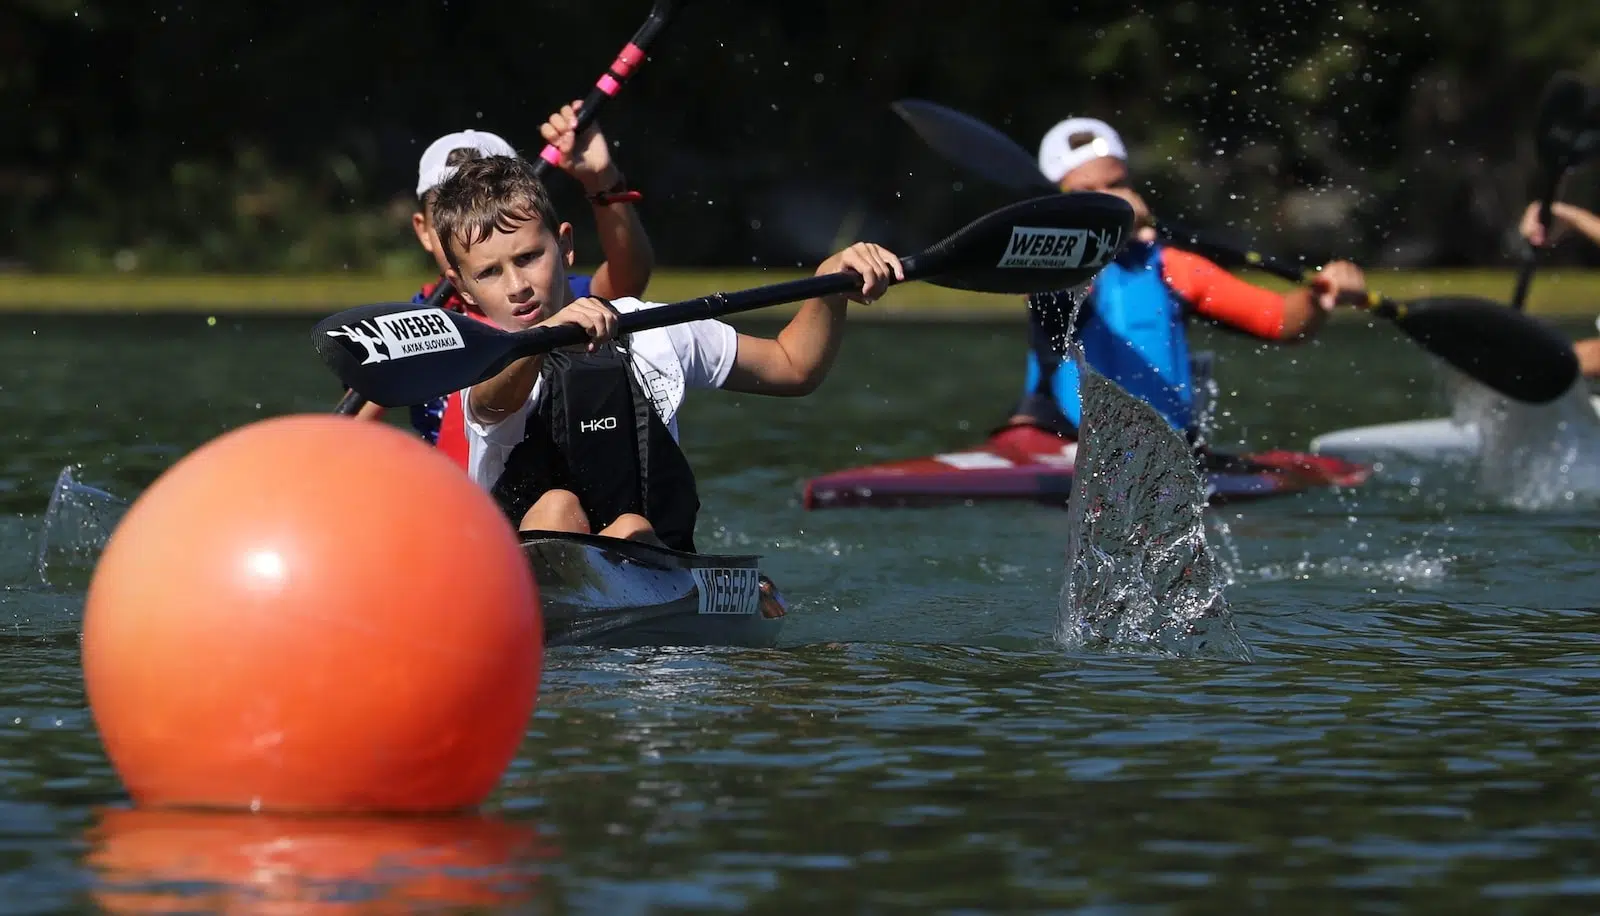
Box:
left=2, top=312, right=1597, bottom=912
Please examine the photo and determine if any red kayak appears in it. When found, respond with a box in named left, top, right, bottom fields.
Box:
left=802, top=425, right=1372, bottom=510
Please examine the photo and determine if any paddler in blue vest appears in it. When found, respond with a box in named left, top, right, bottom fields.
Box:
left=426, top=153, right=903, bottom=551
left=356, top=102, right=658, bottom=467
left=1003, top=117, right=1369, bottom=451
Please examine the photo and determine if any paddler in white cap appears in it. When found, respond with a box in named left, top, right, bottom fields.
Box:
left=1001, top=115, right=1368, bottom=449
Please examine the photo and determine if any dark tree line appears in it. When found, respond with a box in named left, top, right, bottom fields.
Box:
left=4, top=0, right=1599, bottom=273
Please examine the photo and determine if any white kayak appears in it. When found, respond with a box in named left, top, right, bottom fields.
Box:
left=1310, top=393, right=1600, bottom=464
left=1315, top=314, right=1599, bottom=464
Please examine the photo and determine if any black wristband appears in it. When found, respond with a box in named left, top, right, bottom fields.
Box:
left=589, top=175, right=641, bottom=206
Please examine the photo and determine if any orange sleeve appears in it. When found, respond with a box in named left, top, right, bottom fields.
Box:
left=1159, top=247, right=1286, bottom=340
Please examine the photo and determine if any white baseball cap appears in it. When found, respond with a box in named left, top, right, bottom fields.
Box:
left=416, top=129, right=518, bottom=198
left=1037, top=118, right=1128, bottom=184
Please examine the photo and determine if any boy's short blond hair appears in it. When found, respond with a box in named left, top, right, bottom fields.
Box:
left=430, top=155, right=563, bottom=269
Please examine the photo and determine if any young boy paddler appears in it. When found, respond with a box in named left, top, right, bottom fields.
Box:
left=429, top=154, right=903, bottom=552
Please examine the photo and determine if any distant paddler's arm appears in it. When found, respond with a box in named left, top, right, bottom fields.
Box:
left=1246, top=260, right=1366, bottom=342
left=1164, top=248, right=1364, bottom=343
left=1273, top=286, right=1333, bottom=342
left=1164, top=247, right=1318, bottom=342
left=1523, top=202, right=1600, bottom=249
left=356, top=399, right=385, bottom=421
left=720, top=243, right=903, bottom=397
left=1551, top=203, right=1600, bottom=248
left=1577, top=338, right=1600, bottom=379
left=584, top=167, right=655, bottom=299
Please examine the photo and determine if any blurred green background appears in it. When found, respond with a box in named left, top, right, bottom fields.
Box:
left=6, top=0, right=1600, bottom=313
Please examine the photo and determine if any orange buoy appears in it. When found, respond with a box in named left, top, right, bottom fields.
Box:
left=82, top=414, right=541, bottom=814
left=85, top=807, right=553, bottom=912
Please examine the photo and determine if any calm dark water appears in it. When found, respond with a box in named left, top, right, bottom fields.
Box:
left=1, top=311, right=1597, bottom=913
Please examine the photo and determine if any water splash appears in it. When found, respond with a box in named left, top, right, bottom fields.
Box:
left=1245, top=549, right=1450, bottom=585
left=1057, top=351, right=1253, bottom=661
left=1447, top=372, right=1600, bottom=510
left=36, top=465, right=128, bottom=588
left=1188, top=350, right=1220, bottom=452
left=1208, top=508, right=1454, bottom=590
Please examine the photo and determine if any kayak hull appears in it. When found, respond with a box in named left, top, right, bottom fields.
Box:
left=1309, top=394, right=1600, bottom=464
left=521, top=531, right=786, bottom=650
left=802, top=426, right=1371, bottom=510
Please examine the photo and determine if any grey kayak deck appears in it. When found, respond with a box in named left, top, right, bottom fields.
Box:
left=520, top=530, right=786, bottom=650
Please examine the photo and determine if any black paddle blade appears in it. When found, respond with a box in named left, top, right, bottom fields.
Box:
left=1535, top=72, right=1595, bottom=171
left=1392, top=296, right=1580, bottom=404
left=312, top=304, right=516, bottom=408
left=910, top=192, right=1135, bottom=295
left=1582, top=88, right=1600, bottom=164
left=892, top=99, right=1057, bottom=193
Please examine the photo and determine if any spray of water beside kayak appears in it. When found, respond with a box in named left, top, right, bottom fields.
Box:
left=1311, top=371, right=1600, bottom=511
left=1449, top=372, right=1600, bottom=510
left=1309, top=392, right=1600, bottom=468
left=1057, top=348, right=1253, bottom=661
left=29, top=465, right=789, bottom=649
left=35, top=465, right=129, bottom=590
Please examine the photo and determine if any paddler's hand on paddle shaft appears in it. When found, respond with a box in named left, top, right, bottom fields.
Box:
left=539, top=297, right=619, bottom=352
left=540, top=100, right=621, bottom=195
left=1099, top=187, right=1159, bottom=243
left=1308, top=260, right=1367, bottom=311
left=1519, top=201, right=1594, bottom=248
left=817, top=242, right=905, bottom=304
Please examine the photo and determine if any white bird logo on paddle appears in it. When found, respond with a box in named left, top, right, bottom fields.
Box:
left=1085, top=225, right=1123, bottom=269
left=326, top=323, right=391, bottom=365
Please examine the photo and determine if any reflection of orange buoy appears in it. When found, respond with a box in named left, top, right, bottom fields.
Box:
left=85, top=806, right=553, bottom=913
left=82, top=415, right=542, bottom=814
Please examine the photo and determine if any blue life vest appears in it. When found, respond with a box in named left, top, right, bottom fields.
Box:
left=1022, top=242, right=1195, bottom=434
left=408, top=273, right=593, bottom=444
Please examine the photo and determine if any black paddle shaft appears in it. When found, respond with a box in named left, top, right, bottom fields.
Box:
left=314, top=192, right=1136, bottom=408
left=333, top=0, right=682, bottom=417
left=1510, top=165, right=1565, bottom=312
left=499, top=207, right=1114, bottom=349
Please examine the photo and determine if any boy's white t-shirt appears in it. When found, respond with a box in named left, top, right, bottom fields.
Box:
left=462, top=297, right=740, bottom=490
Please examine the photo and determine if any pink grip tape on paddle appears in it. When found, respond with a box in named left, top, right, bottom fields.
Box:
left=614, top=44, right=645, bottom=77
left=598, top=44, right=646, bottom=95
left=536, top=43, right=650, bottom=167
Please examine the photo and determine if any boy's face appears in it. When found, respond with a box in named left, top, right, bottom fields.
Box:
left=445, top=213, right=576, bottom=331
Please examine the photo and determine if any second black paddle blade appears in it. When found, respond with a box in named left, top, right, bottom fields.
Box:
left=1394, top=296, right=1580, bottom=404
left=1535, top=71, right=1595, bottom=171
left=312, top=303, right=514, bottom=408
left=913, top=192, right=1136, bottom=295
left=892, top=99, right=1058, bottom=194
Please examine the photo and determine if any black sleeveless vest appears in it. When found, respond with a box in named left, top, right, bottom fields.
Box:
left=489, top=335, right=701, bottom=552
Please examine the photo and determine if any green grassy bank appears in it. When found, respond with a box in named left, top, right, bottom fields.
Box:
left=3, top=268, right=1598, bottom=319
